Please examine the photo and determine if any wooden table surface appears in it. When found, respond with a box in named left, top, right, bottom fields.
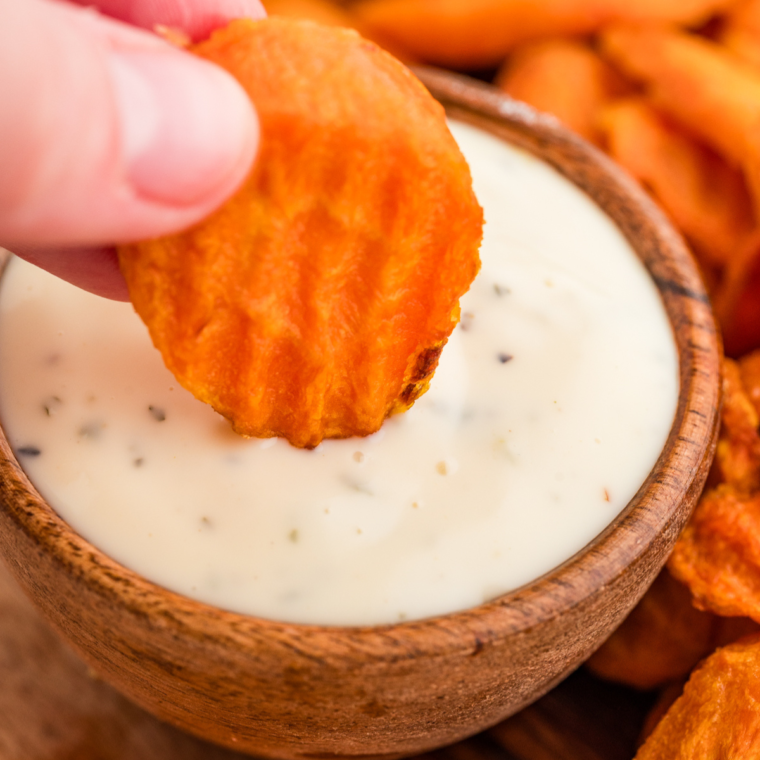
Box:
left=0, top=557, right=654, bottom=760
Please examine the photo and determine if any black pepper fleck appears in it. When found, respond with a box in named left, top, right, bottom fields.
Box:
left=42, top=396, right=63, bottom=417
left=497, top=352, right=513, bottom=364
left=148, top=406, right=166, bottom=422
left=18, top=446, right=41, bottom=457
left=133, top=458, right=144, bottom=468
left=78, top=422, right=103, bottom=439
left=494, top=283, right=510, bottom=296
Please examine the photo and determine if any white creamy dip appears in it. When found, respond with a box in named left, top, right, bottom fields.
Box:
left=0, top=121, right=678, bottom=626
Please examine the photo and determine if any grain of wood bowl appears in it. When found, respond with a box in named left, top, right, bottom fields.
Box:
left=0, top=68, right=720, bottom=760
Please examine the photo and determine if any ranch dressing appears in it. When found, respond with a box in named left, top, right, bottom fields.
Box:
left=0, top=121, right=678, bottom=626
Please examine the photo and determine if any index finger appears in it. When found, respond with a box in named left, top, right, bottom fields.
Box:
left=69, top=0, right=267, bottom=42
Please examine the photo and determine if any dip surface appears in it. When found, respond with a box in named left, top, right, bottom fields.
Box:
left=0, top=121, right=679, bottom=626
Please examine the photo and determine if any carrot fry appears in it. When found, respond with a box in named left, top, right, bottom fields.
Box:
left=118, top=18, right=483, bottom=448
left=351, top=0, right=738, bottom=70
left=600, top=98, right=755, bottom=268
left=635, top=635, right=760, bottom=759
left=601, top=25, right=760, bottom=216
left=496, top=38, right=630, bottom=146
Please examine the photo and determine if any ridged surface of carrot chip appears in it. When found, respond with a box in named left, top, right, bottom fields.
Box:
left=119, top=18, right=483, bottom=448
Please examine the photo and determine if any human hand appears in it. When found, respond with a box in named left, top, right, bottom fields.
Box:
left=0, top=0, right=265, bottom=300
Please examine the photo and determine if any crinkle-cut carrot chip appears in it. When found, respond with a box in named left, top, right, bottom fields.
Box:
left=669, top=484, right=760, bottom=620
left=118, top=17, right=483, bottom=449
left=667, top=359, right=760, bottom=620
left=635, top=634, right=760, bottom=759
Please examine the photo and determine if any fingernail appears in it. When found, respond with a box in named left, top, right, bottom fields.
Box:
left=108, top=48, right=257, bottom=206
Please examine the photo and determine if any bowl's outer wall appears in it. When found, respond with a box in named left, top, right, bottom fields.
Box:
left=0, top=71, right=720, bottom=759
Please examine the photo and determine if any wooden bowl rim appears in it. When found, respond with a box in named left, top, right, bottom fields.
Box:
left=0, top=70, right=720, bottom=658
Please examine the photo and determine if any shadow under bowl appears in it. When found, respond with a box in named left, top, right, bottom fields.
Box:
left=0, top=69, right=720, bottom=760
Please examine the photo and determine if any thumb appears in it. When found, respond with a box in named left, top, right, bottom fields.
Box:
left=0, top=0, right=258, bottom=249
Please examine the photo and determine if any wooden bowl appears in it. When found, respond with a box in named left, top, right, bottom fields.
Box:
left=0, top=70, right=720, bottom=759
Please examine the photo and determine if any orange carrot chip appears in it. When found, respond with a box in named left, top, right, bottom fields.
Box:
left=635, top=634, right=760, bottom=759
left=669, top=484, right=760, bottom=621
left=118, top=18, right=483, bottom=448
